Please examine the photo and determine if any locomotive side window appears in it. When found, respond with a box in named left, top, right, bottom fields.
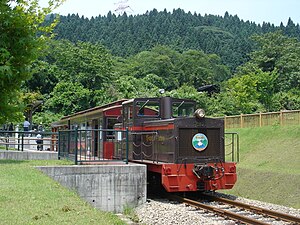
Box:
left=136, top=100, right=160, bottom=117
left=172, top=101, right=195, bottom=117
left=106, top=118, right=118, bottom=140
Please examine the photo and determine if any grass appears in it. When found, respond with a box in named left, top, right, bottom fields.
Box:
left=123, top=205, right=139, bottom=223
left=222, top=125, right=300, bottom=209
left=0, top=160, right=125, bottom=225
left=0, top=145, right=15, bottom=150
left=1, top=125, right=299, bottom=223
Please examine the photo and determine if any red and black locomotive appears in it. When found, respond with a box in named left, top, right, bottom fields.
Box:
left=116, top=97, right=237, bottom=192
left=53, top=96, right=237, bottom=192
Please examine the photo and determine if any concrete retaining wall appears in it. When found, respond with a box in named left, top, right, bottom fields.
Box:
left=37, top=164, right=147, bottom=213
left=0, top=150, right=58, bottom=160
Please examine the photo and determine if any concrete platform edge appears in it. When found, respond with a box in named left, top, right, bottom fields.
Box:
left=0, top=150, right=58, bottom=160
left=36, top=164, right=147, bottom=213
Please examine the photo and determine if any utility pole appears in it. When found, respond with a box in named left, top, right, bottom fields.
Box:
left=114, top=0, right=133, bottom=15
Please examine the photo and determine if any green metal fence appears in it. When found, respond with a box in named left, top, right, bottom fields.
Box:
left=58, top=128, right=129, bottom=165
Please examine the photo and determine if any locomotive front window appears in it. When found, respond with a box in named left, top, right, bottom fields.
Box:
left=172, top=101, right=195, bottom=117
left=136, top=100, right=160, bottom=117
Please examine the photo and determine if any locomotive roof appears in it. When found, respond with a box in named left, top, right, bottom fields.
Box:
left=62, top=99, right=126, bottom=119
left=51, top=99, right=127, bottom=126
left=52, top=97, right=197, bottom=127
left=122, top=96, right=196, bottom=105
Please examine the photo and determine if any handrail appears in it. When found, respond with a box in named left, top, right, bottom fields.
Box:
left=224, top=132, right=239, bottom=162
left=57, top=128, right=131, bottom=165
left=0, top=131, right=58, bottom=151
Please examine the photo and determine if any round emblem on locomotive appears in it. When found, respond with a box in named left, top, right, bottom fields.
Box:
left=192, top=133, right=208, bottom=151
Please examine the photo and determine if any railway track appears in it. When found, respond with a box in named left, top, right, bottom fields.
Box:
left=166, top=194, right=300, bottom=225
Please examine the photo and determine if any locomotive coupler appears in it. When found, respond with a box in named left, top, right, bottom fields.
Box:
left=193, top=164, right=214, bottom=180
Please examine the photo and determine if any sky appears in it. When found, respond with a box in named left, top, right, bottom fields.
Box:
left=40, top=0, right=300, bottom=26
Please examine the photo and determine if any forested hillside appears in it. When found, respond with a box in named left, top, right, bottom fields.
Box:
left=52, top=9, right=300, bottom=71
left=2, top=4, right=300, bottom=127
left=22, top=9, right=299, bottom=127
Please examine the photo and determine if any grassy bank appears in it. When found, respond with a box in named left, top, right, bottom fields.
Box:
left=0, top=160, right=124, bottom=225
left=223, top=125, right=300, bottom=209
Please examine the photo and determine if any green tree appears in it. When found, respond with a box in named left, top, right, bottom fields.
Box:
left=47, top=40, right=113, bottom=91
left=26, top=60, right=58, bottom=94
left=113, top=75, right=159, bottom=99
left=207, top=92, right=240, bottom=116
left=0, top=0, right=64, bottom=123
left=54, top=9, right=276, bottom=73
left=27, top=39, right=114, bottom=114
left=250, top=31, right=300, bottom=92
left=231, top=31, right=300, bottom=111
left=113, top=45, right=230, bottom=93
left=167, top=84, right=210, bottom=111
left=45, top=81, right=91, bottom=115
left=225, top=74, right=262, bottom=114
left=178, top=50, right=230, bottom=87
left=272, top=89, right=300, bottom=110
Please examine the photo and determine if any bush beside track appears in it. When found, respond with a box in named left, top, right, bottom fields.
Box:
left=223, top=125, right=300, bottom=209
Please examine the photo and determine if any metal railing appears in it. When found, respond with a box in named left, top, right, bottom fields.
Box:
left=57, top=129, right=239, bottom=165
left=58, top=128, right=130, bottom=165
left=224, top=132, right=239, bottom=162
left=0, top=129, right=240, bottom=164
left=0, top=131, right=58, bottom=151
left=130, top=131, right=158, bottom=162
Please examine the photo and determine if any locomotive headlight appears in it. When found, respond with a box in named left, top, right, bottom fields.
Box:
left=195, top=108, right=205, bottom=119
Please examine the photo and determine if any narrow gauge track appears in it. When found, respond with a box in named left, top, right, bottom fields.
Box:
left=166, top=194, right=300, bottom=225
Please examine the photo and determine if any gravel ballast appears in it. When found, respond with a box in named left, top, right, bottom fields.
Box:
left=134, top=195, right=300, bottom=225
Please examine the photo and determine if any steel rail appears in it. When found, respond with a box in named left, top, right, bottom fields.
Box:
left=202, top=193, right=300, bottom=224
left=167, top=194, right=270, bottom=225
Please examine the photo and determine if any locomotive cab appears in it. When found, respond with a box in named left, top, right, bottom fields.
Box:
left=121, top=97, right=197, bottom=128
